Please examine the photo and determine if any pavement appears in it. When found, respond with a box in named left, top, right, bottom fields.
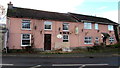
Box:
left=1, top=52, right=120, bottom=57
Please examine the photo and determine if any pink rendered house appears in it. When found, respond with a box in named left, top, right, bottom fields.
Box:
left=5, top=2, right=119, bottom=51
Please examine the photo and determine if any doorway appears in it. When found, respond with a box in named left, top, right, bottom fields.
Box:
left=44, top=34, right=51, bottom=50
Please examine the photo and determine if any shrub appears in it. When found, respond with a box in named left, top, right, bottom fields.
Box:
left=106, top=42, right=120, bottom=48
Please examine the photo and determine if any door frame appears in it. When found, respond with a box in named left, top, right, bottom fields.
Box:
left=44, top=34, right=51, bottom=51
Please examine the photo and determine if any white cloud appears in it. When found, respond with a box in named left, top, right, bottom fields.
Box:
left=0, top=0, right=118, bottom=24
left=96, top=10, right=118, bottom=23
left=98, top=6, right=107, bottom=10
left=0, top=0, right=84, bottom=13
left=84, top=0, right=119, bottom=2
left=0, top=0, right=84, bottom=24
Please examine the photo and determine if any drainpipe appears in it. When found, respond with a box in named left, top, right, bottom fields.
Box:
left=113, top=25, right=120, bottom=42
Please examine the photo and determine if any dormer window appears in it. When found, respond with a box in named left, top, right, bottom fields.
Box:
left=22, top=20, right=31, bottom=30
left=84, top=22, right=92, bottom=29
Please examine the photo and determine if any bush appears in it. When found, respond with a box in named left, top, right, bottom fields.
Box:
left=8, top=49, right=26, bottom=53
left=106, top=42, right=120, bottom=48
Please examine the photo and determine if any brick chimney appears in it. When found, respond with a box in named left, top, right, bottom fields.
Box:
left=8, top=2, right=13, bottom=9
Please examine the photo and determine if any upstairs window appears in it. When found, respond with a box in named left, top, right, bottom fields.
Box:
left=109, top=37, right=114, bottom=43
left=21, top=34, right=31, bottom=46
left=22, top=20, right=31, bottom=30
left=84, top=37, right=92, bottom=44
left=63, top=23, right=69, bottom=31
left=84, top=22, right=92, bottom=29
left=95, top=24, right=98, bottom=30
left=108, top=25, right=113, bottom=31
left=63, top=35, right=69, bottom=42
left=44, top=21, right=52, bottom=30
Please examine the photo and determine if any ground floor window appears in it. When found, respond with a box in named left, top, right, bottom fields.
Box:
left=21, top=34, right=31, bottom=46
left=63, top=34, right=69, bottom=42
left=109, top=37, right=114, bottom=43
left=95, top=37, right=99, bottom=43
left=84, top=37, right=92, bottom=44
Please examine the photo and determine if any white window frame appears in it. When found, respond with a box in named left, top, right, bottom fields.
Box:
left=63, top=34, right=69, bottom=42
left=21, top=34, right=31, bottom=46
left=84, top=22, right=92, bottom=29
left=63, top=23, right=69, bottom=31
left=44, top=21, right=52, bottom=30
left=108, top=25, right=113, bottom=31
left=84, top=37, right=92, bottom=44
left=22, top=20, right=31, bottom=30
left=109, top=37, right=114, bottom=43
left=95, top=24, right=98, bottom=30
left=95, top=37, right=99, bottom=43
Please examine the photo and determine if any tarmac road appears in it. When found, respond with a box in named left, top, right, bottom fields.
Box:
left=1, top=55, right=120, bottom=68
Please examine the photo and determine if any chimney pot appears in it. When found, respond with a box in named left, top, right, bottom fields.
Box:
left=8, top=1, right=13, bottom=9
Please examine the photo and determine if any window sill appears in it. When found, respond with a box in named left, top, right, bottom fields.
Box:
left=44, top=29, right=52, bottom=31
left=21, top=45, right=31, bottom=47
left=63, top=30, right=69, bottom=32
left=21, top=29, right=31, bottom=31
left=108, top=30, right=114, bottom=31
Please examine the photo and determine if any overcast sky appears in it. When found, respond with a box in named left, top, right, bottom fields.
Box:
left=0, top=0, right=119, bottom=24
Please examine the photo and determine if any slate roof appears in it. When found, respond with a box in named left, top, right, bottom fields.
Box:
left=7, top=7, right=76, bottom=22
left=69, top=13, right=118, bottom=25
left=7, top=6, right=118, bottom=25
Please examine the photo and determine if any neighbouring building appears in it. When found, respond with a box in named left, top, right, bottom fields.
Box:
left=5, top=2, right=119, bottom=51
left=0, top=24, right=6, bottom=52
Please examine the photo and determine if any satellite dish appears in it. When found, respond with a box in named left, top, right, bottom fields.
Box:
left=57, top=34, right=62, bottom=39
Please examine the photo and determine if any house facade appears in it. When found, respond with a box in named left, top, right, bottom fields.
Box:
left=6, top=2, right=118, bottom=51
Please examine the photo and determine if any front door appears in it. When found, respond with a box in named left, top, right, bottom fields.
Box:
left=44, top=34, right=51, bottom=50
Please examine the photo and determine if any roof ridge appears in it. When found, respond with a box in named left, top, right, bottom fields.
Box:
left=13, top=6, right=66, bottom=14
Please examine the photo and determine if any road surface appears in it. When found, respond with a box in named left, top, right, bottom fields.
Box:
left=1, top=56, right=120, bottom=68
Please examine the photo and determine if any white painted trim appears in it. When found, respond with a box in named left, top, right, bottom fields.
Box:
left=95, top=23, right=99, bottom=30
left=44, top=21, right=52, bottom=30
left=84, top=22, right=92, bottom=29
left=108, top=25, right=114, bottom=31
left=21, top=34, right=31, bottom=47
left=84, top=37, right=93, bottom=44
left=63, top=23, right=69, bottom=31
left=62, top=34, right=69, bottom=42
left=21, top=19, right=31, bottom=30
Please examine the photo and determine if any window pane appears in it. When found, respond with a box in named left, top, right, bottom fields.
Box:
left=84, top=37, right=92, bottom=44
left=44, top=21, right=52, bottom=30
left=85, top=37, right=88, bottom=39
left=108, top=25, right=113, bottom=31
left=95, top=24, right=98, bottom=29
left=96, top=37, right=99, bottom=40
left=22, top=20, right=30, bottom=29
left=22, top=34, right=30, bottom=39
left=63, top=40, right=68, bottom=42
left=109, top=37, right=114, bottom=42
left=84, top=23, right=92, bottom=29
left=63, top=35, right=69, bottom=42
left=22, top=40, right=30, bottom=45
left=22, top=34, right=31, bottom=46
left=63, top=23, right=69, bottom=30
left=45, top=25, right=51, bottom=29
left=63, top=35, right=68, bottom=39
